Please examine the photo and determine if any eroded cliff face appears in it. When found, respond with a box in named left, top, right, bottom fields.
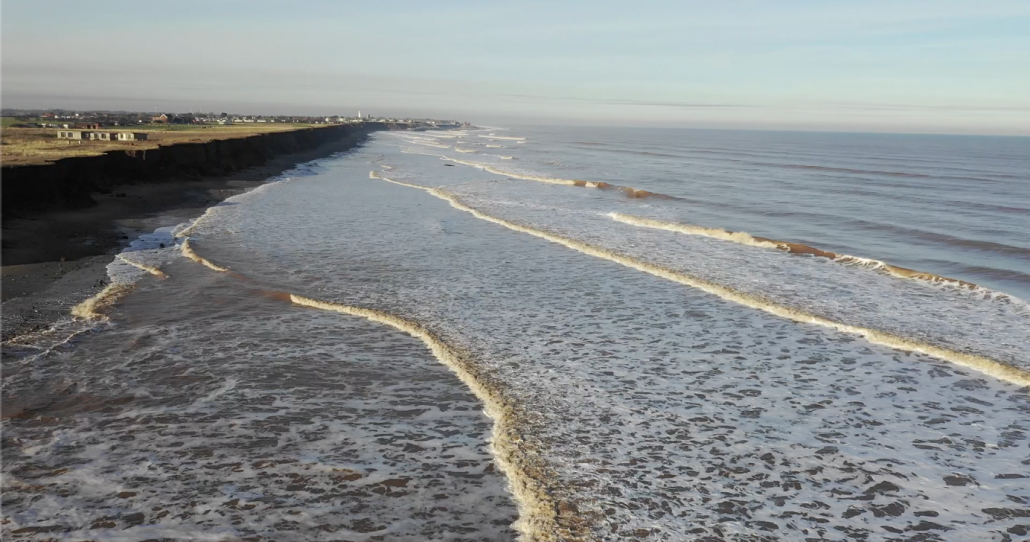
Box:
left=2, top=123, right=395, bottom=216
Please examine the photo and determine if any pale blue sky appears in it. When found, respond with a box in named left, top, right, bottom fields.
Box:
left=3, top=1, right=1028, bottom=134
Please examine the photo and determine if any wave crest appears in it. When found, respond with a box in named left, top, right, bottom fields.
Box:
left=366, top=173, right=1030, bottom=387
left=609, top=213, right=993, bottom=295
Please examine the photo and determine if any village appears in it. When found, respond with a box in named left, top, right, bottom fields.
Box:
left=0, top=109, right=468, bottom=165
left=3, top=109, right=464, bottom=132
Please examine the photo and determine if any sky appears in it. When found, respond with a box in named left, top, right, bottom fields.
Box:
left=2, top=1, right=1029, bottom=134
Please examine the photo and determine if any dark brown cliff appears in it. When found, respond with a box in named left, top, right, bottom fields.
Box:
left=2, top=122, right=400, bottom=217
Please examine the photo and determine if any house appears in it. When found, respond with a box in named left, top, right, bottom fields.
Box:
left=57, top=130, right=149, bottom=142
left=57, top=130, right=90, bottom=140
left=152, top=114, right=169, bottom=123
left=72, top=122, right=101, bottom=129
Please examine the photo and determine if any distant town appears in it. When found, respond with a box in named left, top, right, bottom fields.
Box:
left=0, top=109, right=469, bottom=166
left=1, top=108, right=467, bottom=130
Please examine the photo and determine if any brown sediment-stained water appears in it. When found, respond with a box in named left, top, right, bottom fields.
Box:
left=4, top=127, right=1029, bottom=541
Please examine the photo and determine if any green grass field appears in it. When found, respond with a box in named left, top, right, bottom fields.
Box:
left=2, top=117, right=26, bottom=128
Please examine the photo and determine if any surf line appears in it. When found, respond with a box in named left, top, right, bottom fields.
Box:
left=607, top=213, right=987, bottom=293
left=177, top=233, right=579, bottom=542
left=369, top=171, right=1030, bottom=388
left=181, top=238, right=230, bottom=273
left=71, top=282, right=135, bottom=320
left=440, top=157, right=674, bottom=199
left=71, top=257, right=167, bottom=321
left=440, top=158, right=992, bottom=295
left=116, top=254, right=168, bottom=278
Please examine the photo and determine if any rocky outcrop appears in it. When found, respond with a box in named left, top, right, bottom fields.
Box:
left=1, top=123, right=398, bottom=217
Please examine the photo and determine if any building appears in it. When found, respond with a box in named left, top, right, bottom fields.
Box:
left=152, top=114, right=169, bottom=123
left=57, top=130, right=149, bottom=141
left=57, top=130, right=91, bottom=140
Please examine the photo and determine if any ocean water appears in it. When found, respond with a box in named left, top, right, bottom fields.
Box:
left=3, top=126, right=1029, bottom=541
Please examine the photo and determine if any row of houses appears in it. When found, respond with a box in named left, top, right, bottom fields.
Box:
left=57, top=130, right=148, bottom=141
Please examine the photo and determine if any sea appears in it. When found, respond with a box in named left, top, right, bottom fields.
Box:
left=3, top=125, right=1029, bottom=541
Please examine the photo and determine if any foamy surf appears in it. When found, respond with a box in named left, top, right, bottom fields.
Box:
left=370, top=171, right=1030, bottom=387
left=115, top=254, right=167, bottom=278
left=289, top=295, right=566, bottom=541
left=181, top=238, right=230, bottom=272
left=441, top=156, right=673, bottom=199
left=3, top=255, right=530, bottom=540
left=608, top=212, right=780, bottom=249
left=69, top=226, right=186, bottom=321
left=608, top=212, right=1009, bottom=298
left=70, top=282, right=135, bottom=320
left=26, top=134, right=1026, bottom=540
left=175, top=236, right=575, bottom=542
left=480, top=135, right=526, bottom=141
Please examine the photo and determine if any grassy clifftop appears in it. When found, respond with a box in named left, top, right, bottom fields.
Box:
left=0, top=122, right=350, bottom=166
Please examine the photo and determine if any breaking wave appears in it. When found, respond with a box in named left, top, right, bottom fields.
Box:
left=480, top=135, right=526, bottom=141
left=70, top=283, right=135, bottom=320
left=369, top=171, right=1030, bottom=388
left=415, top=141, right=451, bottom=149
left=115, top=254, right=167, bottom=278
left=289, top=295, right=565, bottom=540
left=181, top=238, right=230, bottom=273
left=442, top=157, right=674, bottom=199
left=432, top=149, right=1014, bottom=298
left=608, top=212, right=780, bottom=249
left=176, top=232, right=582, bottom=541
left=607, top=213, right=1001, bottom=295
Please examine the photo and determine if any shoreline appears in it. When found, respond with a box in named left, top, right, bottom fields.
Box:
left=1, top=134, right=371, bottom=341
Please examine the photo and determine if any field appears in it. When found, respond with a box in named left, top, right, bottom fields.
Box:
left=0, top=123, right=336, bottom=166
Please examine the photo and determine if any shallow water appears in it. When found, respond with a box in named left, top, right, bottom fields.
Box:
left=3, top=127, right=1029, bottom=541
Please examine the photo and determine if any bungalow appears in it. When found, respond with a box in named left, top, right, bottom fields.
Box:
left=57, top=130, right=90, bottom=140
left=57, top=130, right=149, bottom=141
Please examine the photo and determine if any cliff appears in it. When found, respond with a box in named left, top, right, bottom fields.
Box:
left=1, top=123, right=398, bottom=217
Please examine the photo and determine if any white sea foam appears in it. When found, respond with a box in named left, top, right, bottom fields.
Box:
left=9, top=128, right=1028, bottom=542
left=173, top=147, right=1030, bottom=538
